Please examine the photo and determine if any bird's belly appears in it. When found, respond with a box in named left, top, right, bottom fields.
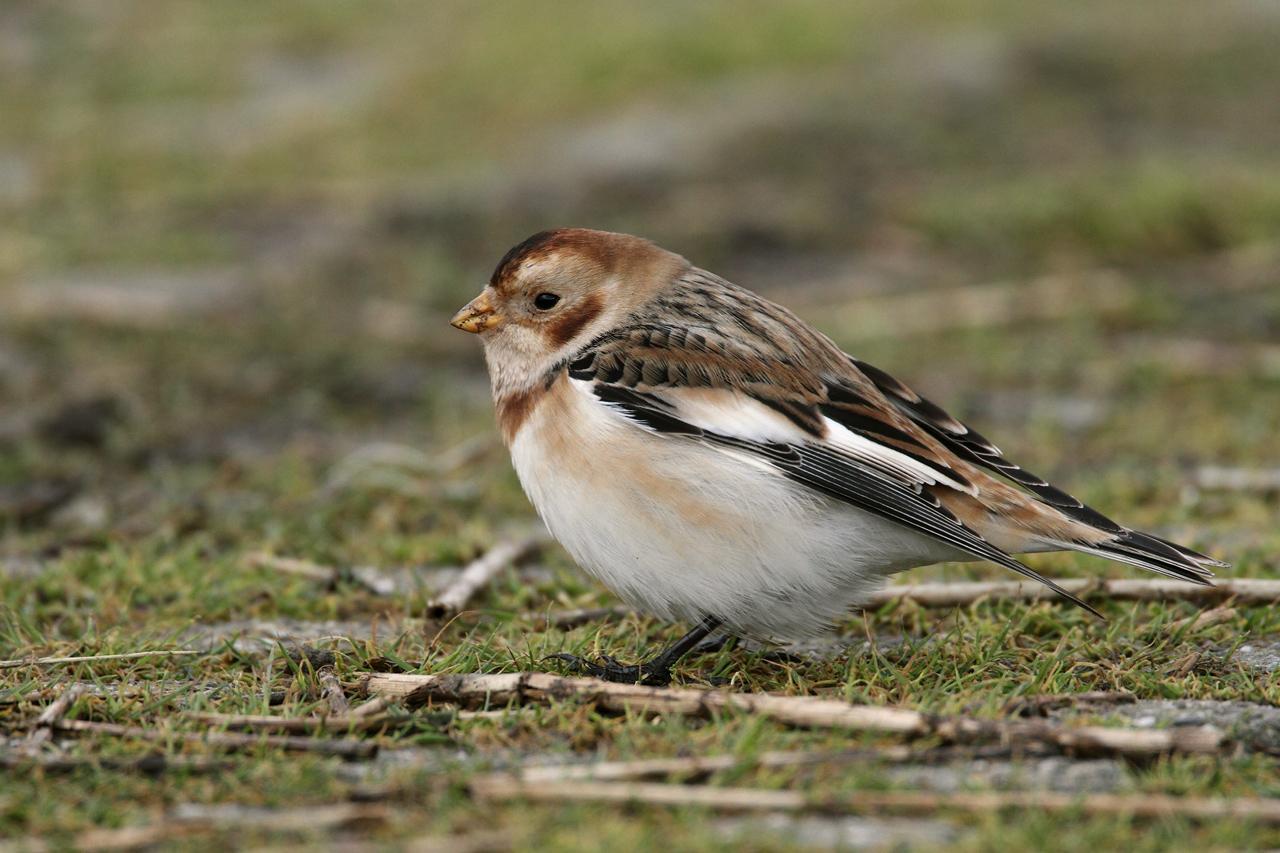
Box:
left=507, top=381, right=957, bottom=641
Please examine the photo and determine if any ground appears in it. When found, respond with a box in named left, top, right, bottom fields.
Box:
left=2, top=2, right=1280, bottom=849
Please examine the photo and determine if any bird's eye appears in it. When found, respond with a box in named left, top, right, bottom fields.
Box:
left=533, top=292, right=561, bottom=310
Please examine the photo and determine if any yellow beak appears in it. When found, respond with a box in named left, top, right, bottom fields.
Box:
left=450, top=290, right=500, bottom=334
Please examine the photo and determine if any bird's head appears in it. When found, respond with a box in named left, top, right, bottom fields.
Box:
left=452, top=228, right=686, bottom=390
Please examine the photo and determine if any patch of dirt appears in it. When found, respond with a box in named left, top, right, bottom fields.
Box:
left=182, top=619, right=408, bottom=655
left=1057, top=699, right=1280, bottom=750
left=1223, top=641, right=1280, bottom=672
left=887, top=756, right=1128, bottom=794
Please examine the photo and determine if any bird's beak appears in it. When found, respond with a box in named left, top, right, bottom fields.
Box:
left=450, top=290, right=500, bottom=334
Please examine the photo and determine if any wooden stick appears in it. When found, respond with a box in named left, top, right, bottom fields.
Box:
left=1168, top=606, right=1237, bottom=632
left=319, top=667, right=350, bottom=715
left=183, top=711, right=393, bottom=734
left=54, top=718, right=377, bottom=759
left=23, top=684, right=85, bottom=751
left=0, top=650, right=201, bottom=670
left=426, top=539, right=540, bottom=619
left=1002, top=690, right=1135, bottom=718
left=247, top=552, right=396, bottom=596
left=471, top=777, right=1280, bottom=824
left=364, top=671, right=928, bottom=734
left=861, top=578, right=1275, bottom=609
left=360, top=671, right=1224, bottom=759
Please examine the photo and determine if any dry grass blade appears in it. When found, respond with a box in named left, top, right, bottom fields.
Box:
left=470, top=777, right=1280, bottom=824
left=0, top=650, right=202, bottom=670
left=426, top=538, right=541, bottom=619
left=362, top=672, right=1225, bottom=759
left=54, top=719, right=377, bottom=759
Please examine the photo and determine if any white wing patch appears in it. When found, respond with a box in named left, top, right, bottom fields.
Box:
left=820, top=416, right=976, bottom=495
left=575, top=378, right=974, bottom=495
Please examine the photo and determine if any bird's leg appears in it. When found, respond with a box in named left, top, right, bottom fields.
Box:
left=550, top=616, right=724, bottom=687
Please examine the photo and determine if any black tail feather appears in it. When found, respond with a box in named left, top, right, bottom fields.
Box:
left=1071, top=528, right=1225, bottom=585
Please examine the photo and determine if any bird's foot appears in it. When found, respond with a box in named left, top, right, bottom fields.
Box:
left=546, top=653, right=673, bottom=687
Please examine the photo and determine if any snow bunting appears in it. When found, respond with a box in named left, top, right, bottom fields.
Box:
left=452, top=228, right=1225, bottom=684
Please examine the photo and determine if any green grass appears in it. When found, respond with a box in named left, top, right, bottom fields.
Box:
left=2, top=1, right=1280, bottom=848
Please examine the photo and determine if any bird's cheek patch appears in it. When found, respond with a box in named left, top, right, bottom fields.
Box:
left=544, top=292, right=604, bottom=349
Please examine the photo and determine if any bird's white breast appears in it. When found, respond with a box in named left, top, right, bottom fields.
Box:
left=507, top=377, right=958, bottom=640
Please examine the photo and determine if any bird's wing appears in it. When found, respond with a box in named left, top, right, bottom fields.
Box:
left=566, top=271, right=1108, bottom=612
left=849, top=356, right=1224, bottom=579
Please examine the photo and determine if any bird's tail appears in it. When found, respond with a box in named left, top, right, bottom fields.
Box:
left=1061, top=528, right=1226, bottom=585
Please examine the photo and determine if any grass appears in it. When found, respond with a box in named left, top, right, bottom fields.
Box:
left=2, top=0, right=1280, bottom=848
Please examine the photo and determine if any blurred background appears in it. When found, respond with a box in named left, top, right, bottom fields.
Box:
left=2, top=1, right=1278, bottom=609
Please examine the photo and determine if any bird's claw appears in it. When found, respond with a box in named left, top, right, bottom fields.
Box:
left=545, top=652, right=673, bottom=687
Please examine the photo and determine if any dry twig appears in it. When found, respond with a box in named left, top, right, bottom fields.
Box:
left=506, top=744, right=1033, bottom=785
left=471, top=777, right=1280, bottom=824
left=361, top=671, right=1224, bottom=759
left=22, top=684, right=85, bottom=752
left=246, top=552, right=337, bottom=584
left=862, top=578, right=1275, bottom=609
left=365, top=671, right=926, bottom=733
left=246, top=552, right=396, bottom=596
left=54, top=718, right=377, bottom=759
left=1168, top=606, right=1237, bottom=633
left=1002, top=691, right=1135, bottom=718
left=427, top=539, right=541, bottom=619
left=529, top=579, right=1263, bottom=632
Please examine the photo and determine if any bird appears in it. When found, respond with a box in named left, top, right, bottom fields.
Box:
left=451, top=228, right=1226, bottom=686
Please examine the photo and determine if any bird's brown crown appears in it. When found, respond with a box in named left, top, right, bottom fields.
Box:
left=489, top=228, right=673, bottom=292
